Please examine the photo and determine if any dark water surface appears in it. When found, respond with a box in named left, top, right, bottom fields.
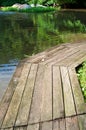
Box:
left=0, top=10, right=86, bottom=101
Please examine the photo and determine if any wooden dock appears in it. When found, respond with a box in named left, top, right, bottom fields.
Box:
left=0, top=42, right=86, bottom=130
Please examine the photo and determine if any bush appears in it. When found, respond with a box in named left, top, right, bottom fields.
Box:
left=77, top=61, right=86, bottom=102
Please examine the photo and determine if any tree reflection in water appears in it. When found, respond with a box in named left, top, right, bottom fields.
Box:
left=0, top=11, right=86, bottom=101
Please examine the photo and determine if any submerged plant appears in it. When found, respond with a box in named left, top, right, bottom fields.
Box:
left=77, top=61, right=86, bottom=102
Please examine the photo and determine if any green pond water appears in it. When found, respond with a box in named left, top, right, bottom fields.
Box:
left=0, top=10, right=86, bottom=101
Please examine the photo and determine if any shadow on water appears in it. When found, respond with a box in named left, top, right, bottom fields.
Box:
left=0, top=10, right=86, bottom=101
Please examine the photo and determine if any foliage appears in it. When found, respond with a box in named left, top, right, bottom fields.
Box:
left=63, top=20, right=86, bottom=32
left=0, top=0, right=86, bottom=8
left=77, top=61, right=86, bottom=102
left=0, top=6, right=55, bottom=13
left=0, top=0, right=25, bottom=6
left=1, top=6, right=18, bottom=11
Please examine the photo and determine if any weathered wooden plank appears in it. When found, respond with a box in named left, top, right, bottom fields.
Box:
left=14, top=127, right=20, bottom=130
left=38, top=46, right=66, bottom=64
left=55, top=50, right=80, bottom=66
left=53, top=119, right=65, bottom=130
left=68, top=51, right=86, bottom=67
left=1, top=128, right=13, bottom=130
left=40, top=65, right=52, bottom=122
left=66, top=117, right=79, bottom=130
left=78, top=114, right=86, bottom=130
left=65, top=42, right=86, bottom=49
left=15, top=64, right=38, bottom=126
left=0, top=62, right=24, bottom=127
left=14, top=126, right=27, bottom=130
left=27, top=124, right=39, bottom=130
left=42, top=47, right=69, bottom=65
left=69, top=53, right=86, bottom=68
left=68, top=68, right=86, bottom=114
left=32, top=45, right=66, bottom=63
left=60, top=66, right=76, bottom=117
left=53, top=66, right=64, bottom=119
left=76, top=43, right=86, bottom=51
left=28, top=64, right=45, bottom=124
left=60, top=119, right=66, bottom=130
left=41, top=121, right=52, bottom=130
left=45, top=47, right=79, bottom=65
left=53, top=120, right=59, bottom=130
left=25, top=45, right=65, bottom=63
left=2, top=63, right=31, bottom=128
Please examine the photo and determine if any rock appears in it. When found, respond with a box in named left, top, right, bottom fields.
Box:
left=12, top=3, right=21, bottom=8
left=12, top=3, right=31, bottom=9
left=19, top=4, right=31, bottom=9
left=30, top=4, right=46, bottom=8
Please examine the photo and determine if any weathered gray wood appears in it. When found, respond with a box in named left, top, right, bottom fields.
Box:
left=69, top=53, right=86, bottom=68
left=28, top=64, right=45, bottom=124
left=41, top=121, right=52, bottom=130
left=25, top=45, right=65, bottom=63
left=15, top=64, right=38, bottom=126
left=2, top=63, right=31, bottom=128
left=27, top=124, right=39, bottom=130
left=53, top=119, right=65, bottom=130
left=1, top=128, right=13, bottom=130
left=68, top=51, right=86, bottom=67
left=78, top=114, right=86, bottom=130
left=66, top=117, right=79, bottom=130
left=53, top=120, right=59, bottom=130
left=55, top=50, right=80, bottom=66
left=40, top=65, right=52, bottom=122
left=14, top=126, right=27, bottom=130
left=65, top=42, right=86, bottom=49
left=42, top=47, right=69, bottom=65
left=14, top=127, right=20, bottom=130
left=39, top=46, right=66, bottom=63
left=68, top=68, right=86, bottom=114
left=60, top=66, right=76, bottom=117
left=53, top=66, right=64, bottom=119
left=0, top=62, right=24, bottom=127
left=46, top=47, right=79, bottom=65
left=60, top=119, right=66, bottom=130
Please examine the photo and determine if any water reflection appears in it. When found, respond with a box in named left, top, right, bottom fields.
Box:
left=0, top=62, right=18, bottom=101
left=0, top=11, right=86, bottom=101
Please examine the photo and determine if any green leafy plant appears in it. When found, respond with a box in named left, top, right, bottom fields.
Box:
left=0, top=6, right=55, bottom=12
left=77, top=61, right=86, bottom=102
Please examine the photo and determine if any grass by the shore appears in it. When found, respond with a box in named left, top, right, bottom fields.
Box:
left=77, top=61, right=86, bottom=102
left=0, top=6, right=57, bottom=13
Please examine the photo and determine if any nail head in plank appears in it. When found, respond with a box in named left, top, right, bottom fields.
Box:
left=2, top=63, right=31, bottom=128
left=53, top=66, right=64, bottom=119
left=60, top=66, right=76, bottom=117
